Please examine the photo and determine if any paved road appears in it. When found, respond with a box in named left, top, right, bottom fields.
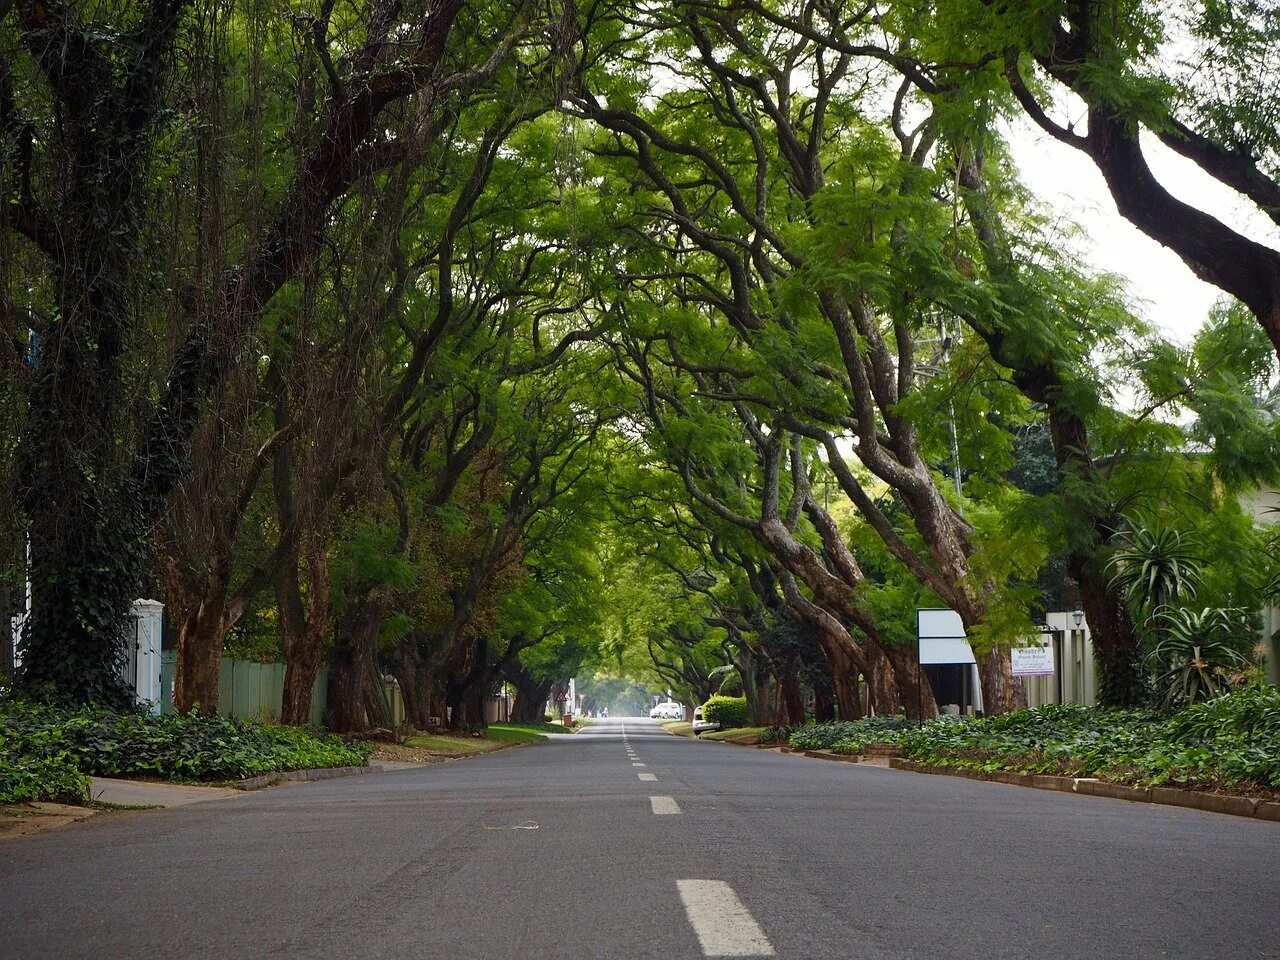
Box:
left=2, top=718, right=1276, bottom=959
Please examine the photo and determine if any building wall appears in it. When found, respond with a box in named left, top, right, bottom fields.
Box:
left=1024, top=612, right=1096, bottom=708
left=1240, top=484, right=1280, bottom=684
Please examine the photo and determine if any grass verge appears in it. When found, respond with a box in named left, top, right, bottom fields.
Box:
left=661, top=720, right=693, bottom=737
left=703, top=726, right=768, bottom=745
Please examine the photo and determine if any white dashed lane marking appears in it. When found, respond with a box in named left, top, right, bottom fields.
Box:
left=638, top=772, right=657, bottom=781
left=677, top=880, right=774, bottom=957
left=649, top=795, right=681, bottom=815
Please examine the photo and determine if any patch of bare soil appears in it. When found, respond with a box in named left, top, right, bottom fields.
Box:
left=0, top=802, right=100, bottom=840
left=369, top=743, right=459, bottom=764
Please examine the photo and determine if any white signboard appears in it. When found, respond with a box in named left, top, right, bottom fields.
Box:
left=1011, top=643, right=1055, bottom=677
left=917, top=608, right=977, bottom=665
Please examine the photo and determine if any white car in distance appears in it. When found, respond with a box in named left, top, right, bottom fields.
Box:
left=649, top=702, right=684, bottom=720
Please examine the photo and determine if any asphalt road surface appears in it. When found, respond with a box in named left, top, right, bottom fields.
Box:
left=2, top=718, right=1276, bottom=959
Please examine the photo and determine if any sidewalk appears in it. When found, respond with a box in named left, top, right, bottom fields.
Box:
left=90, top=778, right=242, bottom=807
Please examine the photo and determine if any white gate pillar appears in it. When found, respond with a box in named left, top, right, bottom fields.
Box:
left=130, top=599, right=164, bottom=712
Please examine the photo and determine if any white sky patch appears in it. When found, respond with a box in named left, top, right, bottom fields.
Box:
left=1007, top=120, right=1280, bottom=346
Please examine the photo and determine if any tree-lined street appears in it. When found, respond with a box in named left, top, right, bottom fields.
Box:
left=2, top=720, right=1275, bottom=960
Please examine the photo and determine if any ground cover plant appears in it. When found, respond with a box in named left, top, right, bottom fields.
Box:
left=1, top=700, right=370, bottom=790
left=787, top=716, right=922, bottom=754
left=783, top=688, right=1280, bottom=793
left=902, top=689, right=1279, bottom=792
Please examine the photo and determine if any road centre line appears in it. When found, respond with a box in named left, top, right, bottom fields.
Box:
left=638, top=772, right=657, bottom=781
left=633, top=762, right=646, bottom=767
left=650, top=795, right=681, bottom=815
left=676, top=880, right=774, bottom=957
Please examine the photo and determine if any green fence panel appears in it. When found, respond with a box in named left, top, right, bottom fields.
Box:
left=156, top=653, right=331, bottom=727
left=159, top=651, right=176, bottom=715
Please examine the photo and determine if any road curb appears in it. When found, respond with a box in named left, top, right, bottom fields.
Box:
left=802, top=749, right=863, bottom=763
left=233, top=764, right=386, bottom=791
left=886, top=759, right=1277, bottom=823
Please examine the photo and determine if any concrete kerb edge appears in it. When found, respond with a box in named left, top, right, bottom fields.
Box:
left=885, top=758, right=1276, bottom=823
left=233, top=764, right=386, bottom=791
left=233, top=736, right=545, bottom=790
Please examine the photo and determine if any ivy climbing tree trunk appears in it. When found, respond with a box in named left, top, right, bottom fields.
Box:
left=10, top=0, right=190, bottom=706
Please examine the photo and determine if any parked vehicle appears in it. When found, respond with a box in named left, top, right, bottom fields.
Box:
left=692, top=705, right=720, bottom=735
left=649, top=702, right=683, bottom=720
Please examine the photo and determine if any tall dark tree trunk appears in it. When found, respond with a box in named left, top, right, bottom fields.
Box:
left=508, top=660, right=553, bottom=722
left=1072, top=556, right=1143, bottom=707
left=330, top=593, right=388, bottom=733
left=363, top=651, right=393, bottom=730
left=977, top=646, right=1024, bottom=717
left=779, top=673, right=806, bottom=725
left=874, top=640, right=937, bottom=720
left=390, top=639, right=430, bottom=728
left=11, top=0, right=188, bottom=707
left=174, top=613, right=227, bottom=715
left=812, top=685, right=835, bottom=722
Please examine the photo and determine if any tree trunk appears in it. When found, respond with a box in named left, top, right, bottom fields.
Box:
left=779, top=673, right=806, bottom=725
left=975, top=645, right=1023, bottom=716
left=362, top=651, right=393, bottom=730
left=329, top=593, right=387, bottom=733
left=18, top=504, right=136, bottom=707
left=174, top=613, right=227, bottom=715
left=813, top=685, right=835, bottom=722
left=1072, top=556, right=1144, bottom=707
left=865, top=643, right=900, bottom=716
left=958, top=149, right=1145, bottom=708
left=874, top=640, right=937, bottom=720
left=390, top=640, right=431, bottom=728
left=279, top=624, right=328, bottom=726
left=508, top=661, right=553, bottom=722
left=821, top=639, right=863, bottom=720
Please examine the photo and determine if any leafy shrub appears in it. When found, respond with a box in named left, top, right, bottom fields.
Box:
left=1, top=699, right=371, bottom=784
left=762, top=724, right=795, bottom=744
left=895, top=689, right=1280, bottom=791
left=702, top=695, right=749, bottom=729
left=0, top=749, right=90, bottom=804
left=788, top=716, right=920, bottom=752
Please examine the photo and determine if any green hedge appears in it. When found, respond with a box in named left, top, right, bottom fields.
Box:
left=1, top=699, right=371, bottom=795
left=702, top=695, right=748, bottom=729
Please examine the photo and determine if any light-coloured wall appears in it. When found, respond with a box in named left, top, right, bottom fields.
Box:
left=1024, top=612, right=1097, bottom=708
left=1241, top=484, right=1280, bottom=684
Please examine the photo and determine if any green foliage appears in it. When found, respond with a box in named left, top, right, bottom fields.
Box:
left=701, top=695, right=749, bottom=729
left=896, top=691, right=1280, bottom=790
left=1148, top=607, right=1256, bottom=708
left=788, top=716, right=921, bottom=754
left=1108, top=524, right=1204, bottom=612
left=1, top=700, right=369, bottom=784
left=0, top=751, right=91, bottom=805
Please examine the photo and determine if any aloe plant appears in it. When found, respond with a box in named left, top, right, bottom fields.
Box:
left=1108, top=525, right=1205, bottom=614
left=1148, top=608, right=1254, bottom=709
